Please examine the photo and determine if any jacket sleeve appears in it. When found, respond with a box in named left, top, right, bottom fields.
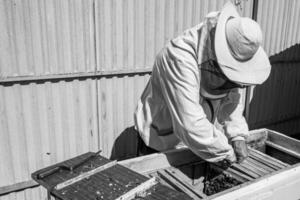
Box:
left=155, top=44, right=235, bottom=163
left=217, top=88, right=249, bottom=142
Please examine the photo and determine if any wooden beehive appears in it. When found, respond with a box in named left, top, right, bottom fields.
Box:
left=120, top=129, right=300, bottom=199
left=32, top=129, right=300, bottom=200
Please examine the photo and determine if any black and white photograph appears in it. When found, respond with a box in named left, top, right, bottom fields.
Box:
left=0, top=0, right=300, bottom=199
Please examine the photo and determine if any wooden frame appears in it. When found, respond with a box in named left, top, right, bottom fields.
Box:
left=119, top=129, right=300, bottom=200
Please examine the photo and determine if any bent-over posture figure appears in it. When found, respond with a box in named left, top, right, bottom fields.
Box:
left=134, top=2, right=271, bottom=163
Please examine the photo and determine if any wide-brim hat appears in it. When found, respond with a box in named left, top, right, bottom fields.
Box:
left=215, top=2, right=271, bottom=85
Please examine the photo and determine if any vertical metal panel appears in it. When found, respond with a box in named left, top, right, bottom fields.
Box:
left=284, top=0, right=300, bottom=51
left=256, top=0, right=292, bottom=56
left=95, top=0, right=253, bottom=71
left=0, top=0, right=95, bottom=78
left=0, top=1, right=257, bottom=199
left=0, top=79, right=99, bottom=187
left=0, top=0, right=254, bottom=78
left=97, top=74, right=150, bottom=158
left=249, top=0, right=300, bottom=135
left=249, top=63, right=300, bottom=132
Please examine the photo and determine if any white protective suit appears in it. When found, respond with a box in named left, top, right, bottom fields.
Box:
left=134, top=12, right=249, bottom=162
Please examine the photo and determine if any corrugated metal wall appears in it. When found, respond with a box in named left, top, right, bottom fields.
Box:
left=0, top=0, right=254, bottom=78
left=0, top=0, right=96, bottom=77
left=0, top=0, right=255, bottom=199
left=248, top=0, right=300, bottom=136
left=0, top=79, right=99, bottom=185
left=95, top=0, right=253, bottom=71
left=2, top=0, right=300, bottom=199
left=97, top=75, right=151, bottom=157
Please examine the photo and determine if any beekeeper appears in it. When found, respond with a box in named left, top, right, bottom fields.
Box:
left=134, top=2, right=271, bottom=163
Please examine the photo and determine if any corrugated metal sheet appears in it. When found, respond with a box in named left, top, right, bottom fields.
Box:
left=0, top=74, right=150, bottom=199
left=256, top=0, right=300, bottom=56
left=0, top=0, right=253, bottom=79
left=284, top=0, right=300, bottom=52
left=0, top=79, right=99, bottom=187
left=255, top=0, right=287, bottom=56
left=95, top=0, right=253, bottom=71
left=249, top=0, right=300, bottom=136
left=0, top=0, right=95, bottom=78
left=97, top=74, right=150, bottom=157
left=249, top=62, right=300, bottom=132
left=0, top=1, right=259, bottom=199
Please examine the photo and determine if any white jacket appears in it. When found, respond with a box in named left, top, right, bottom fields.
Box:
left=134, top=12, right=249, bottom=162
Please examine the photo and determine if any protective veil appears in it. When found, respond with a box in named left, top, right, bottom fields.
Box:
left=134, top=12, right=249, bottom=162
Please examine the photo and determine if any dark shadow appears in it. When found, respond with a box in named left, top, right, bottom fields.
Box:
left=110, top=126, right=140, bottom=161
left=291, top=133, right=300, bottom=141
left=110, top=126, right=159, bottom=161
left=248, top=43, right=300, bottom=138
left=110, top=126, right=208, bottom=181
left=269, top=43, right=300, bottom=64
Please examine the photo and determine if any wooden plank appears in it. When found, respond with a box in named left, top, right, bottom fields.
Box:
left=267, top=130, right=300, bottom=154
left=119, top=129, right=270, bottom=175
left=165, top=168, right=207, bottom=199
left=246, top=157, right=276, bottom=173
left=120, top=148, right=202, bottom=174
left=246, top=129, right=268, bottom=151
left=55, top=160, right=117, bottom=190
left=246, top=129, right=268, bottom=142
left=249, top=152, right=282, bottom=170
left=212, top=164, right=300, bottom=200
left=225, top=167, right=254, bottom=182
left=250, top=149, right=289, bottom=168
left=115, top=177, right=158, bottom=200
left=148, top=172, right=176, bottom=190
left=266, top=146, right=300, bottom=165
left=0, top=180, right=39, bottom=195
left=231, top=163, right=260, bottom=179
left=266, top=141, right=300, bottom=159
left=242, top=160, right=269, bottom=176
left=157, top=170, right=200, bottom=200
left=0, top=68, right=153, bottom=84
left=239, top=161, right=266, bottom=177
left=210, top=164, right=254, bottom=182
left=165, top=168, right=193, bottom=187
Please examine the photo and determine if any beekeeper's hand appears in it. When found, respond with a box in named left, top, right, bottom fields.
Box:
left=232, top=140, right=249, bottom=163
left=214, top=152, right=236, bottom=169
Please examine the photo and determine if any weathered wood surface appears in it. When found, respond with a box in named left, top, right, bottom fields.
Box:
left=266, top=141, right=300, bottom=159
left=212, top=163, right=300, bottom=200
left=120, top=148, right=204, bottom=174
left=157, top=170, right=201, bottom=200
left=55, top=160, right=117, bottom=190
left=115, top=177, right=158, bottom=200
left=26, top=129, right=300, bottom=200
left=267, top=130, right=300, bottom=154
left=119, top=129, right=300, bottom=199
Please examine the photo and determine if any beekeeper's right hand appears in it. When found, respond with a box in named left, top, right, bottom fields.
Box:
left=232, top=140, right=249, bottom=163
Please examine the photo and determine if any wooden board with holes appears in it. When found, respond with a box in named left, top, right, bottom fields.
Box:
left=32, top=153, right=192, bottom=200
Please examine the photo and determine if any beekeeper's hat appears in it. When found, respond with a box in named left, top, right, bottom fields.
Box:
left=215, top=2, right=271, bottom=84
